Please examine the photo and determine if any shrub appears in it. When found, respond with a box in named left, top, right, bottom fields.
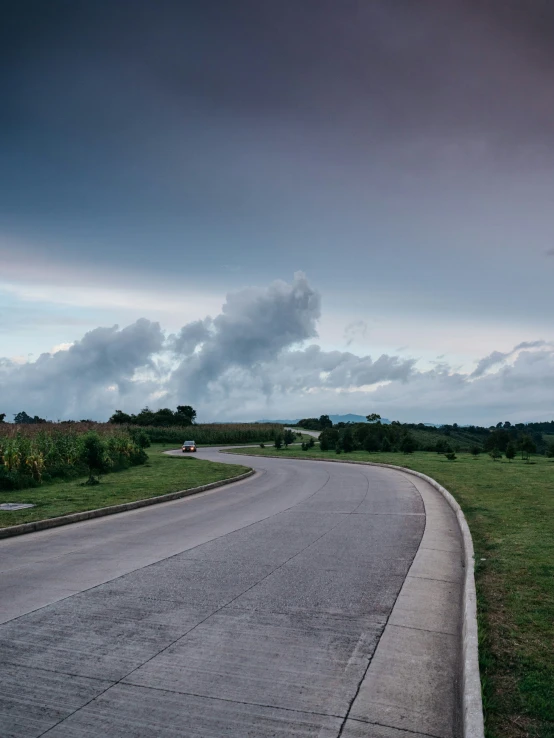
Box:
left=400, top=433, right=417, bottom=454
left=489, top=448, right=502, bottom=461
left=283, top=429, right=296, bottom=446
left=505, top=442, right=516, bottom=461
left=445, top=452, right=457, bottom=461
left=471, top=445, right=481, bottom=458
left=259, top=443, right=265, bottom=448
left=274, top=434, right=283, bottom=449
left=381, top=437, right=392, bottom=452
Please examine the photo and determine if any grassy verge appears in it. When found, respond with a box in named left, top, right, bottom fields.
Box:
left=0, top=444, right=250, bottom=529
left=225, top=446, right=554, bottom=738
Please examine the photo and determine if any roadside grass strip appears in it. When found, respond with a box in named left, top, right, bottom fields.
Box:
left=0, top=445, right=250, bottom=529
left=224, top=446, right=554, bottom=738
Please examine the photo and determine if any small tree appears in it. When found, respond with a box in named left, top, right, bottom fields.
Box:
left=283, top=429, right=296, bottom=447
left=274, top=434, right=283, bottom=449
left=519, top=434, right=536, bottom=462
left=342, top=429, right=354, bottom=453
left=505, top=442, right=516, bottom=462
left=546, top=441, right=554, bottom=458
left=400, top=433, right=417, bottom=454
left=381, top=437, right=392, bottom=452
left=308, top=436, right=315, bottom=448
left=0, top=413, right=5, bottom=423
left=470, top=445, right=481, bottom=458
left=445, top=451, right=457, bottom=461
left=489, top=447, right=502, bottom=462
left=80, top=432, right=108, bottom=484
left=364, top=434, right=380, bottom=452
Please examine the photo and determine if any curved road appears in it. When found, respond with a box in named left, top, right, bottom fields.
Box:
left=0, top=448, right=463, bottom=738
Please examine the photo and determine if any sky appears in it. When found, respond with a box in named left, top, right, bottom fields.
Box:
left=1, top=0, right=554, bottom=424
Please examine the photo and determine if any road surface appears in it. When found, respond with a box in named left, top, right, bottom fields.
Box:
left=0, top=447, right=463, bottom=737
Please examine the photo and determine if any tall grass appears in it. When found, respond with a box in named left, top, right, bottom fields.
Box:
left=0, top=423, right=147, bottom=490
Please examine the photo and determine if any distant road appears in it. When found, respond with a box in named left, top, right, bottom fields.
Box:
left=0, top=447, right=462, bottom=737
left=286, top=426, right=320, bottom=438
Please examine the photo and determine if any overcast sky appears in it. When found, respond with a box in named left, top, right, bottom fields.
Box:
left=2, top=1, right=554, bottom=423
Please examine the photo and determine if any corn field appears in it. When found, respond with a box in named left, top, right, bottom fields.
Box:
left=133, top=423, right=282, bottom=445
left=0, top=423, right=147, bottom=490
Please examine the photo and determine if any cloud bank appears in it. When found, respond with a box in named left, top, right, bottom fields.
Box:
left=1, top=274, right=552, bottom=424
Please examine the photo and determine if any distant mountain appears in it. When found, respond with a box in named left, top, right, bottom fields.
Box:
left=256, top=414, right=390, bottom=425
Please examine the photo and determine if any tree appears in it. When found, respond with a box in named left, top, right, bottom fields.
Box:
left=381, top=437, right=392, bottom=452
left=308, top=436, right=315, bottom=448
left=366, top=413, right=381, bottom=423
left=445, top=452, right=457, bottom=460
left=319, top=434, right=330, bottom=451
left=176, top=405, right=196, bottom=425
left=489, top=447, right=502, bottom=461
left=14, top=411, right=45, bottom=424
left=283, top=429, right=296, bottom=447
left=319, top=415, right=333, bottom=429
left=319, top=428, right=339, bottom=450
left=519, top=434, right=536, bottom=462
left=400, top=433, right=417, bottom=454
left=505, top=442, right=516, bottom=462
left=274, top=434, right=283, bottom=449
left=364, top=434, right=381, bottom=452
left=471, top=445, right=481, bottom=458
left=0, top=413, right=5, bottom=423
left=342, top=428, right=354, bottom=453
left=109, top=410, right=133, bottom=424
left=545, top=441, right=554, bottom=458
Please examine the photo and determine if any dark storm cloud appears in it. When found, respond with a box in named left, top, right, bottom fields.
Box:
left=3, top=0, right=554, bottom=246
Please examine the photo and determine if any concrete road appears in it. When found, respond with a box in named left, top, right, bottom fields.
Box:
left=0, top=448, right=463, bottom=738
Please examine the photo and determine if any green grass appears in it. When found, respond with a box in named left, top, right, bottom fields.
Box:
left=0, top=444, right=250, bottom=529
left=225, top=445, right=554, bottom=738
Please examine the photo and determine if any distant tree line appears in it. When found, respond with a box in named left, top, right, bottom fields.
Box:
left=293, top=414, right=554, bottom=458
left=109, top=405, right=197, bottom=427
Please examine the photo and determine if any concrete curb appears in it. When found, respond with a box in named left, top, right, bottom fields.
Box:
left=222, top=451, right=485, bottom=738
left=0, top=469, right=255, bottom=540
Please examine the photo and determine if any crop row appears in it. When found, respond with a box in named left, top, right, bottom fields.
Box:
left=0, top=424, right=147, bottom=490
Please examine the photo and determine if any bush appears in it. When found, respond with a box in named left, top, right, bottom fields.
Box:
left=259, top=443, right=265, bottom=448
left=283, top=429, right=296, bottom=446
left=274, top=434, right=283, bottom=449
left=489, top=448, right=502, bottom=461
left=445, top=452, right=457, bottom=461
left=505, top=442, right=516, bottom=461
left=308, top=437, right=315, bottom=448
left=381, top=437, right=392, bottom=452
left=400, top=433, right=417, bottom=454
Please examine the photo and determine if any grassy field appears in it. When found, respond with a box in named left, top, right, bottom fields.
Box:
left=0, top=444, right=250, bottom=528
left=225, top=445, right=554, bottom=738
